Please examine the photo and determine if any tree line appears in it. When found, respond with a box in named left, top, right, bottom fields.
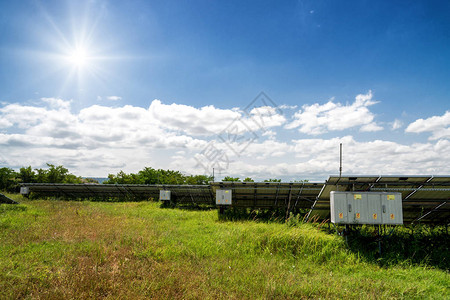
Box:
left=103, top=167, right=213, bottom=185
left=0, top=164, right=307, bottom=192
left=0, top=164, right=86, bottom=192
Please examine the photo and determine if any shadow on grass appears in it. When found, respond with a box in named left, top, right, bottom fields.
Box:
left=329, top=224, right=450, bottom=271
left=159, top=201, right=216, bottom=211
left=217, top=206, right=310, bottom=223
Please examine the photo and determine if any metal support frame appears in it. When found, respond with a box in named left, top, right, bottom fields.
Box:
left=413, top=201, right=448, bottom=223
left=367, top=176, right=382, bottom=191
left=285, top=185, right=293, bottom=219
left=253, top=183, right=257, bottom=208
left=274, top=183, right=280, bottom=207
left=403, top=176, right=434, bottom=200
left=304, top=182, right=327, bottom=222
left=293, top=182, right=305, bottom=209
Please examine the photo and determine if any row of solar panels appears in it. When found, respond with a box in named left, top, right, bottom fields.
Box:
left=20, top=184, right=214, bottom=204
left=20, top=175, right=450, bottom=224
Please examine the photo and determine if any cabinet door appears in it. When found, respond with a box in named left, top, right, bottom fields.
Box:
left=216, top=189, right=232, bottom=205
left=381, top=193, right=403, bottom=225
left=331, top=192, right=349, bottom=224
left=367, top=193, right=382, bottom=224
left=159, top=190, right=171, bottom=201
left=349, top=193, right=369, bottom=224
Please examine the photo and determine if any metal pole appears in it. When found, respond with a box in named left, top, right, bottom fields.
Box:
left=378, top=225, right=382, bottom=257
left=339, top=143, right=342, bottom=177
left=213, top=168, right=215, bottom=182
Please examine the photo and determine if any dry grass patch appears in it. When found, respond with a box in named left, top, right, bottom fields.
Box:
left=0, top=199, right=448, bottom=299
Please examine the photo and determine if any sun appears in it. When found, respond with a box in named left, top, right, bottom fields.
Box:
left=67, top=47, right=89, bottom=67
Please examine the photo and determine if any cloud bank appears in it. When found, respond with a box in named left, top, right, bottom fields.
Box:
left=0, top=94, right=448, bottom=179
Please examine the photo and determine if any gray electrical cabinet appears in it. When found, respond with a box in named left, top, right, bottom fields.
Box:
left=159, top=190, right=171, bottom=201
left=216, top=189, right=232, bottom=205
left=330, top=191, right=403, bottom=225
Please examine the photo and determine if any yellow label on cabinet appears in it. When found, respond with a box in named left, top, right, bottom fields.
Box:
left=339, top=213, right=343, bottom=219
left=354, top=194, right=362, bottom=200
left=356, top=213, right=360, bottom=219
left=387, top=195, right=395, bottom=200
left=373, top=213, right=378, bottom=220
left=390, top=213, right=395, bottom=220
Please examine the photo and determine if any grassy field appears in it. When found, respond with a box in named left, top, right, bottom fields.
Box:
left=1, top=196, right=449, bottom=299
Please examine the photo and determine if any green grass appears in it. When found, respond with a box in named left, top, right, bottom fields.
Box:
left=1, top=198, right=449, bottom=299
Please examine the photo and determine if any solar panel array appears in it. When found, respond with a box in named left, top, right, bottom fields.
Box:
left=21, top=175, right=450, bottom=224
left=21, top=183, right=213, bottom=204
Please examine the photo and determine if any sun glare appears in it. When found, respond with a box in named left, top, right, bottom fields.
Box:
left=67, top=48, right=88, bottom=67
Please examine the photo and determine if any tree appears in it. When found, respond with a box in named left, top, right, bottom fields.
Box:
left=19, top=166, right=36, bottom=183
left=157, top=169, right=185, bottom=184
left=185, top=175, right=212, bottom=185
left=0, top=167, right=17, bottom=191
left=243, top=177, right=254, bottom=182
left=105, top=167, right=214, bottom=185
left=35, top=168, right=48, bottom=183
left=138, top=167, right=159, bottom=184
left=103, top=174, right=118, bottom=184
left=263, top=179, right=281, bottom=182
left=114, top=171, right=134, bottom=184
left=222, top=176, right=241, bottom=182
left=293, top=179, right=309, bottom=183
left=46, top=164, right=69, bottom=183
left=82, top=178, right=99, bottom=184
left=64, top=174, right=83, bottom=184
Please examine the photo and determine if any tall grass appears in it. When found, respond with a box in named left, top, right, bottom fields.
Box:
left=0, top=198, right=449, bottom=299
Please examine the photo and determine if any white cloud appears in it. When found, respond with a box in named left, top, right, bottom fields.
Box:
left=149, top=100, right=240, bottom=136
left=107, top=96, right=122, bottom=101
left=0, top=118, right=13, bottom=128
left=405, top=111, right=450, bottom=140
left=285, top=91, right=382, bottom=134
left=391, top=119, right=403, bottom=130
left=149, top=100, right=285, bottom=136
left=0, top=100, right=73, bottom=129
left=42, top=97, right=72, bottom=110
left=0, top=98, right=209, bottom=172
left=279, top=104, right=298, bottom=110
left=247, top=106, right=286, bottom=128
left=360, top=123, right=383, bottom=132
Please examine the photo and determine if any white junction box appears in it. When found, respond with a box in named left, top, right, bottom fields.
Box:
left=216, top=189, right=232, bottom=205
left=330, top=191, right=403, bottom=225
left=159, top=190, right=171, bottom=201
left=20, top=187, right=29, bottom=195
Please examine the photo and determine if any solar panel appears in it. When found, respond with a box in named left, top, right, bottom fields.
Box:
left=0, top=193, right=19, bottom=204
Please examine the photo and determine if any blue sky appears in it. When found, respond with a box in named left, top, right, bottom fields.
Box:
left=0, top=0, right=449, bottom=180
